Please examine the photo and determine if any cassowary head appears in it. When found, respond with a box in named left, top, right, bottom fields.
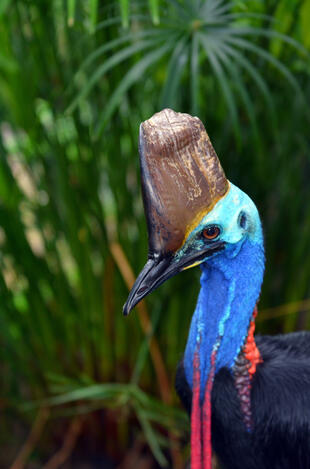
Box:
left=123, top=108, right=263, bottom=317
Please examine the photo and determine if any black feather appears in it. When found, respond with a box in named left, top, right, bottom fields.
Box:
left=175, top=332, right=310, bottom=469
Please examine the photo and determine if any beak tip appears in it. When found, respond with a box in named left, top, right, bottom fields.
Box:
left=122, top=302, right=131, bottom=316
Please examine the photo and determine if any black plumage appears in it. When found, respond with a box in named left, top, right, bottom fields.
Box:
left=175, top=331, right=310, bottom=469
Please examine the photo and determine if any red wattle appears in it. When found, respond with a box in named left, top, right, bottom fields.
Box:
left=202, top=349, right=217, bottom=469
left=191, top=351, right=202, bottom=469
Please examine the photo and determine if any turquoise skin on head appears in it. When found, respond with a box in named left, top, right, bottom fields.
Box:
left=182, top=183, right=265, bottom=397
left=175, top=182, right=263, bottom=262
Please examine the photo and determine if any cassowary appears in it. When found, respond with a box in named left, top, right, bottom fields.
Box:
left=123, top=109, right=310, bottom=469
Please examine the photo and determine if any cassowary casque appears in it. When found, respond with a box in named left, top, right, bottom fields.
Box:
left=123, top=109, right=310, bottom=469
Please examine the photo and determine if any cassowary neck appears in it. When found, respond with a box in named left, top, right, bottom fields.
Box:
left=184, top=237, right=265, bottom=397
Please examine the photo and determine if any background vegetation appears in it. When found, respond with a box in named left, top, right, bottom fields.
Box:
left=0, top=0, right=309, bottom=467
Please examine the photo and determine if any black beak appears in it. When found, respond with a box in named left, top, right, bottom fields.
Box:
left=123, top=241, right=224, bottom=316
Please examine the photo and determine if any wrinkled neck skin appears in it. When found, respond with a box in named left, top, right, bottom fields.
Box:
left=184, top=212, right=265, bottom=399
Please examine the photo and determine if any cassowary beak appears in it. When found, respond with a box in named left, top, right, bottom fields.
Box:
left=123, top=241, right=224, bottom=316
left=123, top=255, right=172, bottom=316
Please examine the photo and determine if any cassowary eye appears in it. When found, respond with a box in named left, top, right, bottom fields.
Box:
left=202, top=225, right=220, bottom=240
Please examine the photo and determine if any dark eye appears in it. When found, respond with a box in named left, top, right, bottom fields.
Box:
left=202, top=225, right=221, bottom=240
left=239, top=212, right=247, bottom=229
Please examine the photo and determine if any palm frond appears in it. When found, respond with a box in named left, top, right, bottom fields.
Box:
left=219, top=41, right=274, bottom=115
left=225, top=36, right=302, bottom=96
left=68, top=0, right=307, bottom=143
left=199, top=33, right=240, bottom=139
left=190, top=31, right=199, bottom=115
left=68, top=36, right=169, bottom=113
left=160, top=36, right=189, bottom=108
left=95, top=40, right=175, bottom=135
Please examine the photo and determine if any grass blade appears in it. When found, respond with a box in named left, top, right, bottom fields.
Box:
left=120, top=0, right=129, bottom=28
left=90, top=0, right=98, bottom=32
left=149, top=0, right=160, bottom=25
left=68, top=0, right=76, bottom=27
left=135, top=404, right=168, bottom=467
left=131, top=302, right=161, bottom=385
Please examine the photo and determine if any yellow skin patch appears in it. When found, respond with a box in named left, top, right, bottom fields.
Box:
left=182, top=260, right=203, bottom=271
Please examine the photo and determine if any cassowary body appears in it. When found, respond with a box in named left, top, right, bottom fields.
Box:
left=176, top=331, right=310, bottom=469
left=123, top=109, right=310, bottom=468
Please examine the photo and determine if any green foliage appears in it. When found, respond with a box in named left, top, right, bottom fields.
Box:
left=0, top=0, right=309, bottom=466
left=69, top=0, right=307, bottom=141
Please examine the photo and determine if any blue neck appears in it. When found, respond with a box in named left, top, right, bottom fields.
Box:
left=184, top=238, right=265, bottom=397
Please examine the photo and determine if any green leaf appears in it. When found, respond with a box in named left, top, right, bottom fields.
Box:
left=220, top=41, right=274, bottom=115
left=135, top=404, right=168, bottom=467
left=149, top=0, right=160, bottom=25
left=191, top=31, right=199, bottom=115
left=0, top=52, right=18, bottom=73
left=219, top=26, right=309, bottom=56
left=90, top=0, right=98, bottom=32
left=0, top=0, right=10, bottom=16
left=199, top=33, right=241, bottom=141
left=94, top=16, right=124, bottom=31
left=160, top=36, right=189, bottom=109
left=300, top=0, right=310, bottom=50
left=120, top=0, right=129, bottom=28
left=217, top=46, right=259, bottom=143
left=95, top=41, right=174, bottom=136
left=76, top=29, right=165, bottom=73
left=131, top=302, right=161, bottom=385
left=202, top=0, right=233, bottom=17
left=226, top=36, right=303, bottom=97
left=68, top=0, right=76, bottom=27
left=25, top=383, right=136, bottom=408
left=95, top=15, right=149, bottom=32
left=67, top=37, right=167, bottom=113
